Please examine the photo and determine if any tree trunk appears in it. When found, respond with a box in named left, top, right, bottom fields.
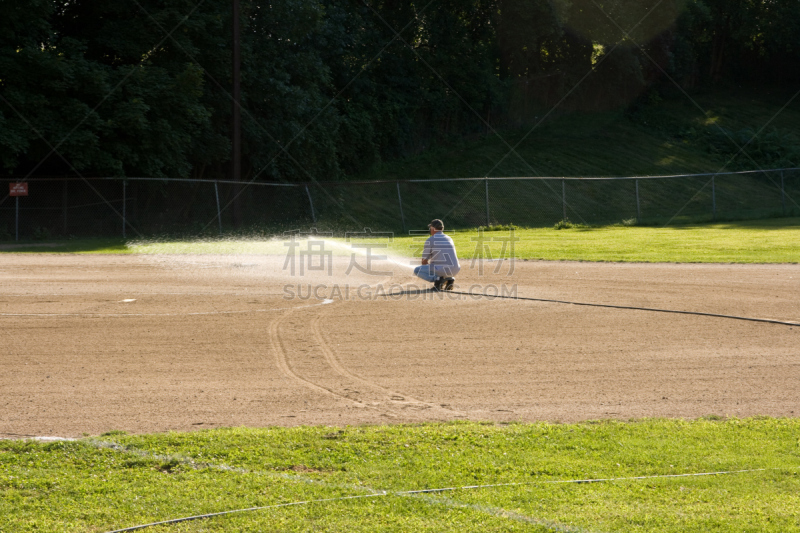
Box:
left=709, top=14, right=730, bottom=82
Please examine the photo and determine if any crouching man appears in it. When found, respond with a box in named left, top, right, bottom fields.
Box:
left=414, top=219, right=460, bottom=291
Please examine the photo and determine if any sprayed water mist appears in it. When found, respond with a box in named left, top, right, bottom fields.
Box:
left=124, top=236, right=423, bottom=291
left=321, top=239, right=415, bottom=272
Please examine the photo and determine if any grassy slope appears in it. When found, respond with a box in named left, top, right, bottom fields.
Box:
left=302, top=87, right=800, bottom=230
left=356, top=87, right=800, bottom=180
left=2, top=420, right=799, bottom=532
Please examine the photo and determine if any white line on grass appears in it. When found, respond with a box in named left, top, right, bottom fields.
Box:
left=82, top=439, right=584, bottom=532
left=414, top=493, right=593, bottom=533
left=104, top=468, right=770, bottom=533
left=0, top=435, right=77, bottom=441
left=83, top=438, right=776, bottom=533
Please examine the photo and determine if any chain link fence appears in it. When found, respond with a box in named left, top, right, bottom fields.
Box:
left=1, top=169, right=798, bottom=240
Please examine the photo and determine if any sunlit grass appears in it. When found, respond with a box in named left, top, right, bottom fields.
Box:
left=2, top=419, right=799, bottom=532
left=2, top=218, right=798, bottom=263
left=427, top=217, right=800, bottom=263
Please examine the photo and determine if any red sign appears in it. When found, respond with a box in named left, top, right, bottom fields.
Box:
left=9, top=183, right=28, bottom=196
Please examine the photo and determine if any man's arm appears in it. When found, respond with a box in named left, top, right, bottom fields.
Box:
left=421, top=237, right=432, bottom=265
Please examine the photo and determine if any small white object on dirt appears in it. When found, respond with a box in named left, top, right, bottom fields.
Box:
left=120, top=299, right=136, bottom=303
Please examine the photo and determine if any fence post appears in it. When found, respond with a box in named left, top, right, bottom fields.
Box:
left=781, top=170, right=786, bottom=216
left=635, top=179, right=641, bottom=222
left=305, top=184, right=316, bottom=224
left=214, top=181, right=222, bottom=235
left=396, top=181, right=406, bottom=232
left=15, top=195, right=19, bottom=241
left=484, top=178, right=491, bottom=227
left=711, top=176, right=716, bottom=220
left=562, top=179, right=566, bottom=222
left=132, top=182, right=137, bottom=226
left=122, top=180, right=127, bottom=239
left=62, top=180, right=68, bottom=235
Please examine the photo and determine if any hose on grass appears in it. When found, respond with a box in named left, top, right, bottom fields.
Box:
left=105, top=468, right=770, bottom=532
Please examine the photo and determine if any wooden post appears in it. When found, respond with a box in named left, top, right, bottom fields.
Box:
left=231, top=0, right=242, bottom=227
left=232, top=0, right=241, bottom=185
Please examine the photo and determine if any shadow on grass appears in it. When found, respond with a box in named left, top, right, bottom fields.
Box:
left=554, top=216, right=800, bottom=231
left=664, top=216, right=800, bottom=231
left=711, top=217, right=800, bottom=230
left=0, top=238, right=130, bottom=253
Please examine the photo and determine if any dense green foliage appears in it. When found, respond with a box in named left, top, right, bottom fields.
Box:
left=2, top=0, right=799, bottom=181
left=2, top=420, right=799, bottom=532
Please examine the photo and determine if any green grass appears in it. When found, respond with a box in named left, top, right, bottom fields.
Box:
left=423, top=217, right=800, bottom=263
left=0, top=238, right=132, bottom=254
left=2, top=419, right=799, bottom=532
left=3, top=218, right=798, bottom=263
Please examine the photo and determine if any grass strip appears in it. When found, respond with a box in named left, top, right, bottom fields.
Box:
left=1, top=419, right=799, bottom=532
left=3, top=217, right=798, bottom=263
left=393, top=218, right=800, bottom=263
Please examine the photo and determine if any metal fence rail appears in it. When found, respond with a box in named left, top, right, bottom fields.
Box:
left=1, top=168, right=798, bottom=240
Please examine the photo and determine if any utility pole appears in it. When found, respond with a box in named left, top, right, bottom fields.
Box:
left=231, top=0, right=242, bottom=226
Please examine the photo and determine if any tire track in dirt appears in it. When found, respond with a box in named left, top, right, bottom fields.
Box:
left=267, top=304, right=399, bottom=419
left=311, top=308, right=466, bottom=420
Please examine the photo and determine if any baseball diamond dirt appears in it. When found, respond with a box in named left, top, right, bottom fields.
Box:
left=0, top=253, right=798, bottom=438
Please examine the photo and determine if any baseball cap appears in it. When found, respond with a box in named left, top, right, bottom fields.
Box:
left=428, top=219, right=444, bottom=230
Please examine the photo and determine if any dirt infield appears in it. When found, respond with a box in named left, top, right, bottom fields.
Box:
left=1, top=253, right=798, bottom=438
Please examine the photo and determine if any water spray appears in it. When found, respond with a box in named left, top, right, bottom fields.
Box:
left=321, top=239, right=415, bottom=272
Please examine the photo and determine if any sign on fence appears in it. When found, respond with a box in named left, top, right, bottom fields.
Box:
left=9, top=182, right=28, bottom=196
